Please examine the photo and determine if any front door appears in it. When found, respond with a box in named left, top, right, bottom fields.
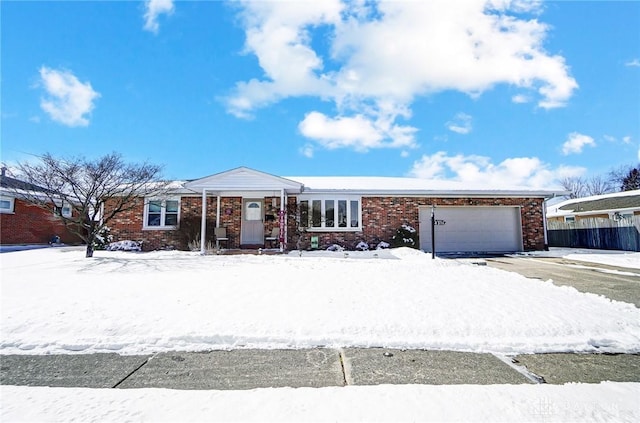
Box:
left=241, top=199, right=264, bottom=245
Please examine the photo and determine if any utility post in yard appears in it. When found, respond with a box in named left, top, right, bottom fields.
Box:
left=430, top=204, right=446, bottom=259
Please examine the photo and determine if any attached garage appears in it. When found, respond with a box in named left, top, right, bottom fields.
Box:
left=419, top=206, right=523, bottom=254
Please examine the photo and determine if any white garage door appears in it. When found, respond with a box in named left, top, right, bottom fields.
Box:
left=419, top=206, right=523, bottom=253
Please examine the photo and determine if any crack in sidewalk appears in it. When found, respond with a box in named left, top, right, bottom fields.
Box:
left=112, top=355, right=154, bottom=388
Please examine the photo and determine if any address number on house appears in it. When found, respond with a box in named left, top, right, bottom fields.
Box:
left=434, top=220, right=446, bottom=225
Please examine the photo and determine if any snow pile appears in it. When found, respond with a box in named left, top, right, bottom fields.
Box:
left=376, top=240, right=390, bottom=249
left=354, top=240, right=369, bottom=251
left=105, top=240, right=142, bottom=252
left=326, top=244, right=345, bottom=252
left=2, top=383, right=638, bottom=422
left=1, top=247, right=639, bottom=356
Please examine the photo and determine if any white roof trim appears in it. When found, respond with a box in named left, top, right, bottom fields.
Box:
left=287, top=176, right=562, bottom=197
left=176, top=168, right=564, bottom=198
left=184, top=167, right=303, bottom=193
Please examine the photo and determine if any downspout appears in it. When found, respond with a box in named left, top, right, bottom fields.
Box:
left=542, top=196, right=551, bottom=251
left=216, top=195, right=221, bottom=249
left=200, top=189, right=207, bottom=255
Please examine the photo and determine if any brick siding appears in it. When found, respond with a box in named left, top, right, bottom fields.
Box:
left=107, top=195, right=546, bottom=252
left=0, top=198, right=83, bottom=245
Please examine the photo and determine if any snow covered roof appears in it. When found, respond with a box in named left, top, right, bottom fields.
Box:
left=286, top=176, right=562, bottom=197
left=547, top=190, right=640, bottom=217
left=179, top=167, right=563, bottom=197
left=185, top=167, right=302, bottom=193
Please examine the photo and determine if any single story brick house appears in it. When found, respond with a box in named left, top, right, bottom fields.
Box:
left=546, top=190, right=640, bottom=223
left=106, top=167, right=563, bottom=254
left=0, top=169, right=82, bottom=246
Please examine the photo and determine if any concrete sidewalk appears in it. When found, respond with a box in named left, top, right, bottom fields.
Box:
left=2, top=348, right=638, bottom=390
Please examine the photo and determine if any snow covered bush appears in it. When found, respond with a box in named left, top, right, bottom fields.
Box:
left=92, top=226, right=113, bottom=250
left=376, top=241, right=390, bottom=250
left=326, top=244, right=345, bottom=252
left=354, top=241, right=369, bottom=251
left=391, top=223, right=419, bottom=249
left=106, top=240, right=142, bottom=252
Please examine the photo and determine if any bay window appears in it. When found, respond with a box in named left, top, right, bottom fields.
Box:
left=299, top=196, right=361, bottom=231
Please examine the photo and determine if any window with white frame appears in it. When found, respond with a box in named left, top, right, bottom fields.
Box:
left=0, top=196, right=14, bottom=213
left=144, top=198, right=180, bottom=229
left=564, top=216, right=575, bottom=223
left=54, top=203, right=73, bottom=218
left=299, top=196, right=361, bottom=231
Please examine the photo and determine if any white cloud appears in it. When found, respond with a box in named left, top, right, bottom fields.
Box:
left=38, top=66, right=100, bottom=127
left=227, top=0, right=577, bottom=152
left=561, top=132, right=595, bottom=155
left=299, top=144, right=314, bottom=158
left=604, top=135, right=632, bottom=145
left=625, top=58, right=640, bottom=67
left=298, top=110, right=417, bottom=151
left=511, top=94, right=530, bottom=104
left=446, top=113, right=473, bottom=134
left=143, top=0, right=174, bottom=34
left=408, top=151, right=584, bottom=189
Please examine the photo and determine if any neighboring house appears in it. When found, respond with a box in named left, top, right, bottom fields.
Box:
left=546, top=190, right=640, bottom=251
left=106, top=167, right=562, bottom=254
left=546, top=190, right=640, bottom=223
left=0, top=168, right=81, bottom=245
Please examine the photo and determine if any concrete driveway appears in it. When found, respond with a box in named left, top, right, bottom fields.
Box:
left=485, top=255, right=640, bottom=307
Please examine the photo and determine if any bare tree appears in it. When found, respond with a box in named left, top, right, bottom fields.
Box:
left=560, top=176, right=586, bottom=199
left=585, top=175, right=615, bottom=196
left=609, top=164, right=640, bottom=191
left=6, top=152, right=166, bottom=258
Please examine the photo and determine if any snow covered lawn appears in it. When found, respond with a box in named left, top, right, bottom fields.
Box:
left=1, top=247, right=639, bottom=355
left=2, top=382, right=638, bottom=422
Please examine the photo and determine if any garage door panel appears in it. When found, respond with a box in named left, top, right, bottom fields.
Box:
left=419, top=207, right=522, bottom=253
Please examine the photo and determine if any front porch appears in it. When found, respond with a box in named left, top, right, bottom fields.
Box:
left=184, top=167, right=304, bottom=254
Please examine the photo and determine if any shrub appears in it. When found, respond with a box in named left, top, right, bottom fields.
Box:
left=92, top=226, right=113, bottom=250
left=176, top=214, right=216, bottom=251
left=354, top=241, right=369, bottom=251
left=106, top=240, right=142, bottom=252
left=326, top=244, right=345, bottom=252
left=390, top=223, right=419, bottom=249
left=376, top=241, right=390, bottom=250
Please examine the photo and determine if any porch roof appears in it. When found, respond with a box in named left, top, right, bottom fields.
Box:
left=184, top=167, right=303, bottom=194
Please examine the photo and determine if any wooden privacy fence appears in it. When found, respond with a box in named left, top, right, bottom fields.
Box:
left=547, top=217, right=640, bottom=251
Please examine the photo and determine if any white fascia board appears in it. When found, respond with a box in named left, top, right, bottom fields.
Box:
left=551, top=189, right=640, bottom=210
left=300, top=188, right=561, bottom=198
left=185, top=167, right=303, bottom=192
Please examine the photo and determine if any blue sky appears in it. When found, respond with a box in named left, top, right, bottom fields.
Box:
left=1, top=0, right=639, bottom=188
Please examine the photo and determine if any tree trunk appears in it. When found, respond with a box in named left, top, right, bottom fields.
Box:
left=85, top=243, right=94, bottom=258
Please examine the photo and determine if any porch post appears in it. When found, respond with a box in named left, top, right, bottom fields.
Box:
left=200, top=189, right=207, bottom=255
left=216, top=195, right=221, bottom=249
left=280, top=189, right=285, bottom=252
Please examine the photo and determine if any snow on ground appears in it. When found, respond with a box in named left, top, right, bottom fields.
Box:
left=1, top=247, right=639, bottom=356
left=515, top=247, right=640, bottom=269
left=2, top=382, right=638, bottom=422
left=2, top=247, right=639, bottom=422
